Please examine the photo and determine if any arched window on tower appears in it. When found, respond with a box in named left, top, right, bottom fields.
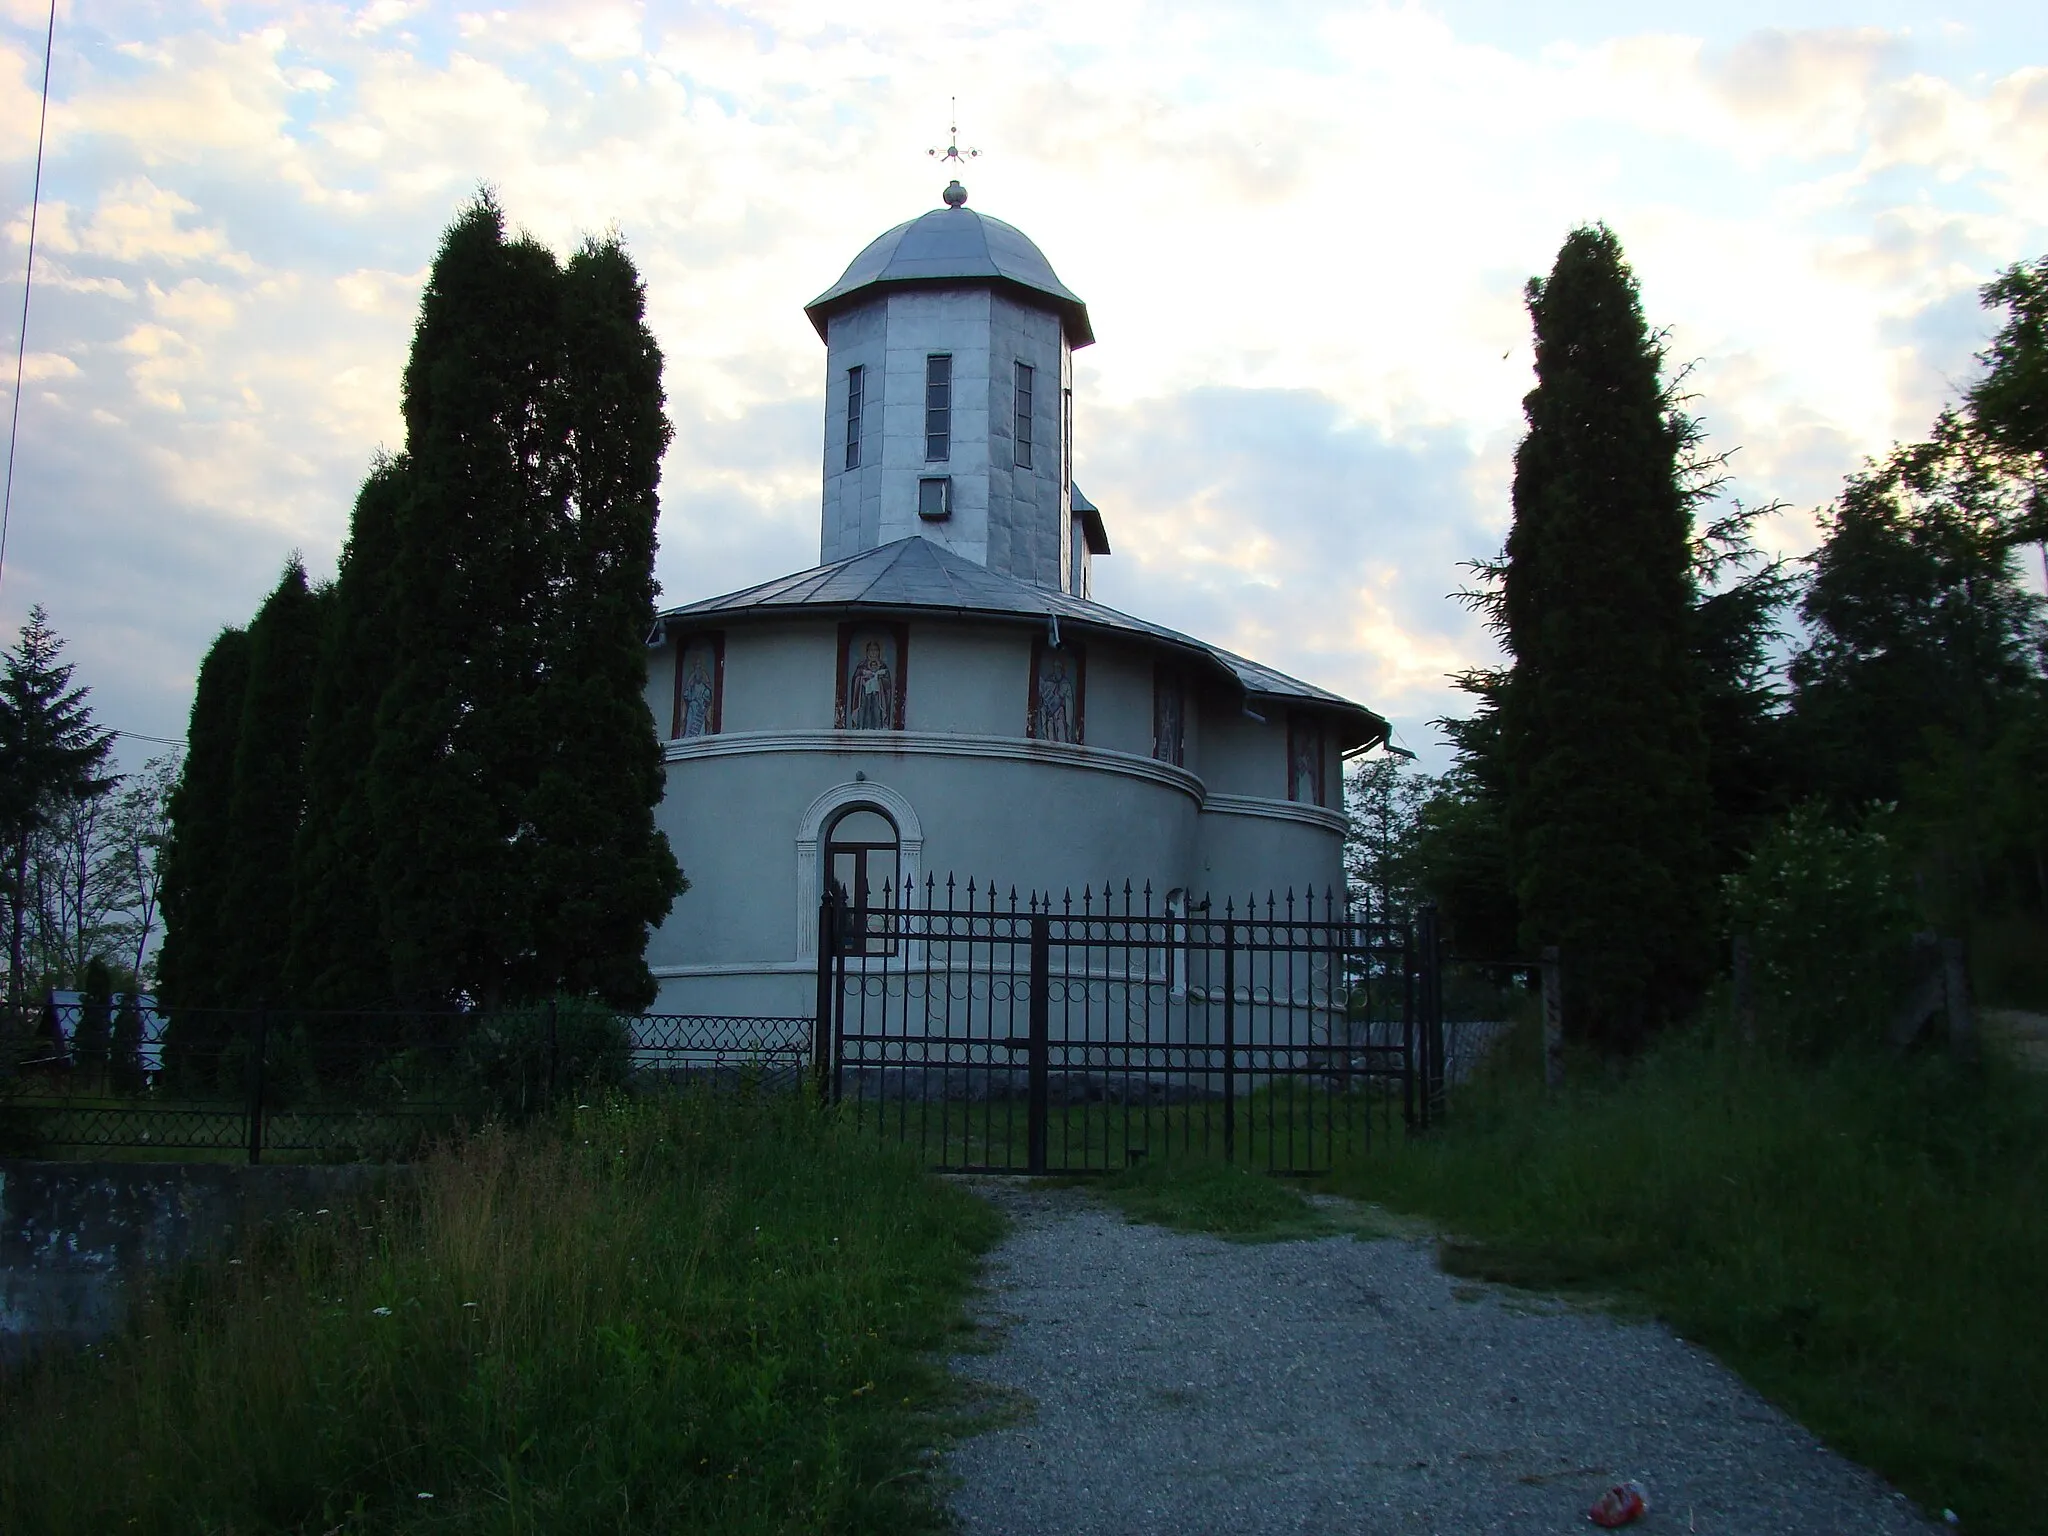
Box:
left=826, top=807, right=901, bottom=955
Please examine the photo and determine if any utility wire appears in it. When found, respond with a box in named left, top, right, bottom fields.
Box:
left=0, top=0, right=57, bottom=598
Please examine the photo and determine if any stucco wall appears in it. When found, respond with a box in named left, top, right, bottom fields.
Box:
left=1194, top=703, right=1283, bottom=800
left=904, top=622, right=1026, bottom=734
left=643, top=616, right=1349, bottom=1017
left=722, top=624, right=837, bottom=732
left=1195, top=802, right=1347, bottom=907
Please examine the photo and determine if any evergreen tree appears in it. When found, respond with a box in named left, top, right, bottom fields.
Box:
left=73, top=955, right=112, bottom=1082
left=216, top=559, right=325, bottom=1006
left=108, top=989, right=145, bottom=1094
left=0, top=608, right=116, bottom=1008
left=522, top=236, right=684, bottom=1010
left=1965, top=254, right=2048, bottom=555
left=156, top=626, right=251, bottom=1076
left=368, top=194, right=568, bottom=1008
left=1786, top=422, right=2041, bottom=810
left=1409, top=675, right=1522, bottom=960
left=289, top=461, right=409, bottom=1008
left=1689, top=496, right=1795, bottom=871
left=1499, top=225, right=1712, bottom=1051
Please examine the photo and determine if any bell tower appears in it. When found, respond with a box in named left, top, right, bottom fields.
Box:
left=805, top=180, right=1098, bottom=593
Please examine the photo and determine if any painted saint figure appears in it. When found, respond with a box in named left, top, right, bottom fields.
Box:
left=1153, top=673, right=1184, bottom=764
left=1290, top=717, right=1323, bottom=805
left=848, top=639, right=894, bottom=730
left=1036, top=652, right=1078, bottom=743
left=679, top=661, right=714, bottom=738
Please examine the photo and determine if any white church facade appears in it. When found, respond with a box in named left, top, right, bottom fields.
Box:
left=641, top=181, right=1389, bottom=1019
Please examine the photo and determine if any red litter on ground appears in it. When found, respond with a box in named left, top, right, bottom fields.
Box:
left=1589, top=1480, right=1650, bottom=1527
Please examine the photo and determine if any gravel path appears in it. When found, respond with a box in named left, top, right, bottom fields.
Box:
left=944, top=1183, right=1936, bottom=1535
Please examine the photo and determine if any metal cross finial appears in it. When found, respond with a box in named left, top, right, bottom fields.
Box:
left=928, top=97, right=978, bottom=174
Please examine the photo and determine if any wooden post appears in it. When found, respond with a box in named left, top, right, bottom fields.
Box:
left=245, top=1009, right=269, bottom=1166
left=1731, top=933, right=1756, bottom=1047
left=1541, top=946, right=1564, bottom=1091
left=1942, top=937, right=1977, bottom=1063
left=1418, top=903, right=1444, bottom=1126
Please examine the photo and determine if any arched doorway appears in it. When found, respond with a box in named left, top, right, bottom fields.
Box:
left=826, top=806, right=900, bottom=955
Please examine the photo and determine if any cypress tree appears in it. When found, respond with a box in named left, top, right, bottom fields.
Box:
left=74, top=955, right=112, bottom=1083
left=288, top=458, right=409, bottom=1008
left=522, top=236, right=684, bottom=1010
left=368, top=194, right=566, bottom=1008
left=108, top=989, right=145, bottom=1094
left=156, top=625, right=250, bottom=1077
left=216, top=559, right=325, bottom=1006
left=1500, top=225, right=1712, bottom=1052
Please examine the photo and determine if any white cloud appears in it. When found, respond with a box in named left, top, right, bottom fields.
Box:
left=0, top=0, right=2042, bottom=774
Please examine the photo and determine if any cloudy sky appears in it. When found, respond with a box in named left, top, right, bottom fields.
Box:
left=1, top=0, right=2043, bottom=777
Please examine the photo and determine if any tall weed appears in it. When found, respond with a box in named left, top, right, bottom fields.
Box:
left=0, top=1092, right=1001, bottom=1534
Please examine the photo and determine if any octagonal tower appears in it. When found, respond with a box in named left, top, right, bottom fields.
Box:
left=804, top=180, right=1102, bottom=593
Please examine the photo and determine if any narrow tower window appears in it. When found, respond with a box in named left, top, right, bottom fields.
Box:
left=844, top=365, right=863, bottom=470
left=1062, top=384, right=1073, bottom=493
left=925, top=354, right=951, bottom=461
left=1013, top=362, right=1034, bottom=469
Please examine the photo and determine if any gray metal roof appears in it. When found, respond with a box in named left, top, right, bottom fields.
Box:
left=657, top=538, right=1385, bottom=745
left=805, top=202, right=1094, bottom=348
left=1070, top=484, right=1110, bottom=555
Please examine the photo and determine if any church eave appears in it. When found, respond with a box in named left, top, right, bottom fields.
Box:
left=654, top=541, right=1385, bottom=744
left=804, top=274, right=1095, bottom=348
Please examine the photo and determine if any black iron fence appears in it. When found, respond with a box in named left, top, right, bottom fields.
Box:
left=817, top=880, right=1443, bottom=1175
left=0, top=1000, right=812, bottom=1162
left=2, top=890, right=1505, bottom=1173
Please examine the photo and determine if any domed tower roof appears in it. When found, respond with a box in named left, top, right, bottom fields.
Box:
left=804, top=184, right=1094, bottom=347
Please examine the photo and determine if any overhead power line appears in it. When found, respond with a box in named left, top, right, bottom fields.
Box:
left=0, top=0, right=57, bottom=599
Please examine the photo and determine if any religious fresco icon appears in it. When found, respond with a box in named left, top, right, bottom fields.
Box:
left=671, top=632, right=723, bottom=740
left=1288, top=713, right=1326, bottom=806
left=1152, top=667, right=1185, bottom=765
left=837, top=623, right=907, bottom=730
left=1028, top=638, right=1085, bottom=744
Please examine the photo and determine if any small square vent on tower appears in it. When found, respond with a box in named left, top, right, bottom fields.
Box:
left=918, top=476, right=952, bottom=520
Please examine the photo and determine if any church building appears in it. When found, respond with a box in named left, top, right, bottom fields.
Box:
left=641, top=179, right=1390, bottom=1018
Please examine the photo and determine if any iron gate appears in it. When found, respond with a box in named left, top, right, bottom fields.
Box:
left=816, top=880, right=1445, bottom=1174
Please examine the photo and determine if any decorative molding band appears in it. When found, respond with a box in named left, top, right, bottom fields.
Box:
left=1201, top=793, right=1347, bottom=834
left=651, top=961, right=816, bottom=980
left=663, top=728, right=1207, bottom=802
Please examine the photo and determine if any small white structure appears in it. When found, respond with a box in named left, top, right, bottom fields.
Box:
left=643, top=182, right=1388, bottom=1018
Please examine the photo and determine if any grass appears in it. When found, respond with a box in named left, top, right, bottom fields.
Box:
left=837, top=1076, right=1404, bottom=1175
left=1321, top=1021, right=2048, bottom=1534
left=0, top=1090, right=1004, bottom=1535
left=1087, top=1153, right=1345, bottom=1240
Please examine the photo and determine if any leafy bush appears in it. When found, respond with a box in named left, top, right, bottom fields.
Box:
left=1724, top=805, right=1918, bottom=1056
left=456, top=995, right=633, bottom=1119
